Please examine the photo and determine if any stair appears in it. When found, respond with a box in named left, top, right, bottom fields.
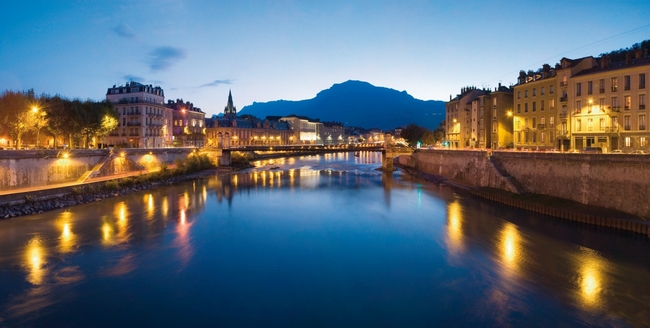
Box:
left=76, top=153, right=115, bottom=183
left=489, top=155, right=526, bottom=194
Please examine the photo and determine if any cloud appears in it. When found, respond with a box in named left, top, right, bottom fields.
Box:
left=123, top=75, right=144, bottom=82
left=148, top=46, right=186, bottom=71
left=200, top=79, right=234, bottom=88
left=113, top=23, right=136, bottom=39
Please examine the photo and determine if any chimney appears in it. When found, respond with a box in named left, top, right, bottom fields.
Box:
left=518, top=70, right=526, bottom=84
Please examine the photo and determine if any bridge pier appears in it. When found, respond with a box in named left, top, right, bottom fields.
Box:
left=380, top=150, right=396, bottom=172
left=219, top=150, right=232, bottom=166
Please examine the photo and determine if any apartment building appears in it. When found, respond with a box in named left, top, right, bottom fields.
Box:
left=488, top=84, right=514, bottom=149
left=166, top=99, right=206, bottom=147
left=569, top=54, right=650, bottom=152
left=105, top=82, right=172, bottom=148
left=445, top=87, right=487, bottom=149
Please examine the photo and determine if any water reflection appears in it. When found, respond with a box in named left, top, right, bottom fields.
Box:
left=24, top=236, right=46, bottom=285
left=57, top=212, right=76, bottom=253
left=0, top=153, right=648, bottom=326
left=445, top=201, right=464, bottom=255
left=577, top=248, right=604, bottom=309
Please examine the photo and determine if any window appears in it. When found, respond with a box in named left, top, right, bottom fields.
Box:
left=525, top=118, right=529, bottom=128
left=493, top=97, right=497, bottom=106
left=576, top=83, right=582, bottom=96
left=640, top=94, right=646, bottom=109
left=624, top=115, right=631, bottom=130
left=492, top=109, right=497, bottom=119
left=532, top=102, right=537, bottom=112
left=641, top=137, right=647, bottom=147
left=550, top=85, right=554, bottom=94
left=517, top=132, right=521, bottom=143
left=640, top=73, right=646, bottom=89
left=625, top=137, right=631, bottom=147
left=576, top=118, right=581, bottom=131
left=532, top=117, right=537, bottom=127
left=541, top=100, right=545, bottom=111
left=599, top=79, right=605, bottom=93
left=599, top=98, right=605, bottom=111
left=541, top=87, right=545, bottom=95
left=625, top=95, right=631, bottom=110
left=611, top=77, right=618, bottom=92
left=541, top=132, right=545, bottom=143
left=533, top=88, right=537, bottom=96
left=516, top=120, right=521, bottom=130
left=562, top=75, right=567, bottom=86
left=612, top=116, right=618, bottom=128
left=640, top=115, right=646, bottom=130
left=624, top=75, right=630, bottom=91
left=550, top=116, right=554, bottom=128
left=576, top=100, right=581, bottom=113
left=492, top=121, right=497, bottom=133
left=525, top=103, right=528, bottom=112
left=586, top=81, right=592, bottom=95
left=549, top=99, right=555, bottom=110
left=587, top=118, right=593, bottom=131
left=517, top=92, right=521, bottom=99
left=612, top=97, right=619, bottom=109
left=540, top=117, right=545, bottom=126
left=517, top=104, right=521, bottom=113
left=532, top=132, right=537, bottom=143
left=525, top=90, right=528, bottom=98
left=599, top=118, right=605, bottom=131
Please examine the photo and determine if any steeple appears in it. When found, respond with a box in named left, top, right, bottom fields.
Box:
left=224, top=89, right=237, bottom=119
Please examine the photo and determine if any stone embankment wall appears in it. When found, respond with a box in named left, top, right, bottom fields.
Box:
left=0, top=148, right=195, bottom=190
left=409, top=149, right=650, bottom=218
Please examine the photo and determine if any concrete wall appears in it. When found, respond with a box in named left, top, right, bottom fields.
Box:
left=410, top=149, right=650, bottom=218
left=0, top=148, right=196, bottom=190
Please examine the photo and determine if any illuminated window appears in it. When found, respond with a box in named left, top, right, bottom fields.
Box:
left=600, top=118, right=605, bottom=131
left=625, top=136, right=631, bottom=147
left=641, top=137, right=647, bottom=147
left=576, top=119, right=582, bottom=131
left=576, top=100, right=581, bottom=114
left=587, top=118, right=593, bottom=131
left=549, top=116, right=554, bottom=128
left=611, top=77, right=618, bottom=92
left=549, top=99, right=555, bottom=109
left=625, top=96, right=631, bottom=110
left=541, top=132, right=545, bottom=143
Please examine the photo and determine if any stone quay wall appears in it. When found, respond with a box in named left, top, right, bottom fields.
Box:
left=0, top=148, right=195, bottom=190
left=409, top=149, right=650, bottom=219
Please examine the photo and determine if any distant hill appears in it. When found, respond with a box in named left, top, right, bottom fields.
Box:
left=239, top=80, right=445, bottom=130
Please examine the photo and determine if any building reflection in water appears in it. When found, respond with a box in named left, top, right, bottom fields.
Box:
left=145, top=193, right=154, bottom=219
left=175, top=192, right=194, bottom=267
left=24, top=236, right=46, bottom=285
left=499, top=222, right=522, bottom=277
left=445, top=201, right=464, bottom=256
left=576, top=248, right=604, bottom=309
left=57, top=211, right=76, bottom=254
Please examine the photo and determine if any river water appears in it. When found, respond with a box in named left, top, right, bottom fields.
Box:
left=0, top=152, right=648, bottom=327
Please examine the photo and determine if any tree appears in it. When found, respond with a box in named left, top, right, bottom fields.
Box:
left=400, top=123, right=427, bottom=146
left=0, top=90, right=32, bottom=148
left=44, top=95, right=68, bottom=148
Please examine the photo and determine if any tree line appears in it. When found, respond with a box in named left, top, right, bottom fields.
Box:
left=0, top=90, right=118, bottom=149
left=400, top=121, right=445, bottom=147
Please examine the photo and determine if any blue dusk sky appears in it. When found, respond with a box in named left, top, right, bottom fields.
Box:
left=1, top=0, right=650, bottom=116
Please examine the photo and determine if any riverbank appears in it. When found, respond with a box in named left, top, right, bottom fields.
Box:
left=0, top=167, right=238, bottom=219
left=396, top=162, right=650, bottom=238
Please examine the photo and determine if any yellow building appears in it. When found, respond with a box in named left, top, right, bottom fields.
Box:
left=513, top=64, right=561, bottom=150
left=568, top=55, right=650, bottom=152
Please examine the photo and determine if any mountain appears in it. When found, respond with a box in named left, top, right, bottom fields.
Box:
left=239, top=80, right=445, bottom=130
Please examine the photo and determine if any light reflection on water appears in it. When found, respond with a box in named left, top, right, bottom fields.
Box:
left=0, top=152, right=648, bottom=326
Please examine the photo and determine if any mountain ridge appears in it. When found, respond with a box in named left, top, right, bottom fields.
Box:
left=240, top=80, right=445, bottom=130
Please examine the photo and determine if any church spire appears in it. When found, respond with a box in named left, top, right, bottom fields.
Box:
left=224, top=89, right=237, bottom=119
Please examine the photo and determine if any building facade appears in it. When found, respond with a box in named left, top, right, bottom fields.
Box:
left=105, top=82, right=171, bottom=148
left=166, top=99, right=206, bottom=147
left=488, top=84, right=515, bottom=149
left=205, top=92, right=292, bottom=147
left=280, top=115, right=322, bottom=144
left=445, top=87, right=488, bottom=149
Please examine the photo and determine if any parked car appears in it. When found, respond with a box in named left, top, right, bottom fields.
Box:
left=611, top=149, right=624, bottom=154
left=631, top=150, right=646, bottom=154
left=581, top=147, right=602, bottom=154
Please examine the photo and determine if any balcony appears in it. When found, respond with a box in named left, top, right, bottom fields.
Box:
left=537, top=124, right=546, bottom=130
left=126, top=122, right=141, bottom=126
left=560, top=81, right=568, bottom=87
left=604, top=126, right=619, bottom=133
left=559, top=112, right=568, bottom=119
left=560, top=95, right=568, bottom=102
left=599, top=88, right=605, bottom=93
left=125, top=111, right=142, bottom=116
left=640, top=105, right=646, bottom=110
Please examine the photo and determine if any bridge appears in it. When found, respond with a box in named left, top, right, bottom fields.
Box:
left=208, top=144, right=414, bottom=171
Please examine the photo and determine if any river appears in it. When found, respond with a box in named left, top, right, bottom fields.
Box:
left=0, top=152, right=648, bottom=327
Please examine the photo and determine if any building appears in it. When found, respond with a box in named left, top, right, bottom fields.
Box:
left=487, top=84, right=514, bottom=149
left=280, top=115, right=322, bottom=144
left=166, top=99, right=206, bottom=147
left=568, top=54, right=650, bottom=152
left=319, top=121, right=346, bottom=145
left=513, top=63, right=562, bottom=150
left=205, top=92, right=291, bottom=147
left=105, top=81, right=171, bottom=148
left=445, top=87, right=489, bottom=149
